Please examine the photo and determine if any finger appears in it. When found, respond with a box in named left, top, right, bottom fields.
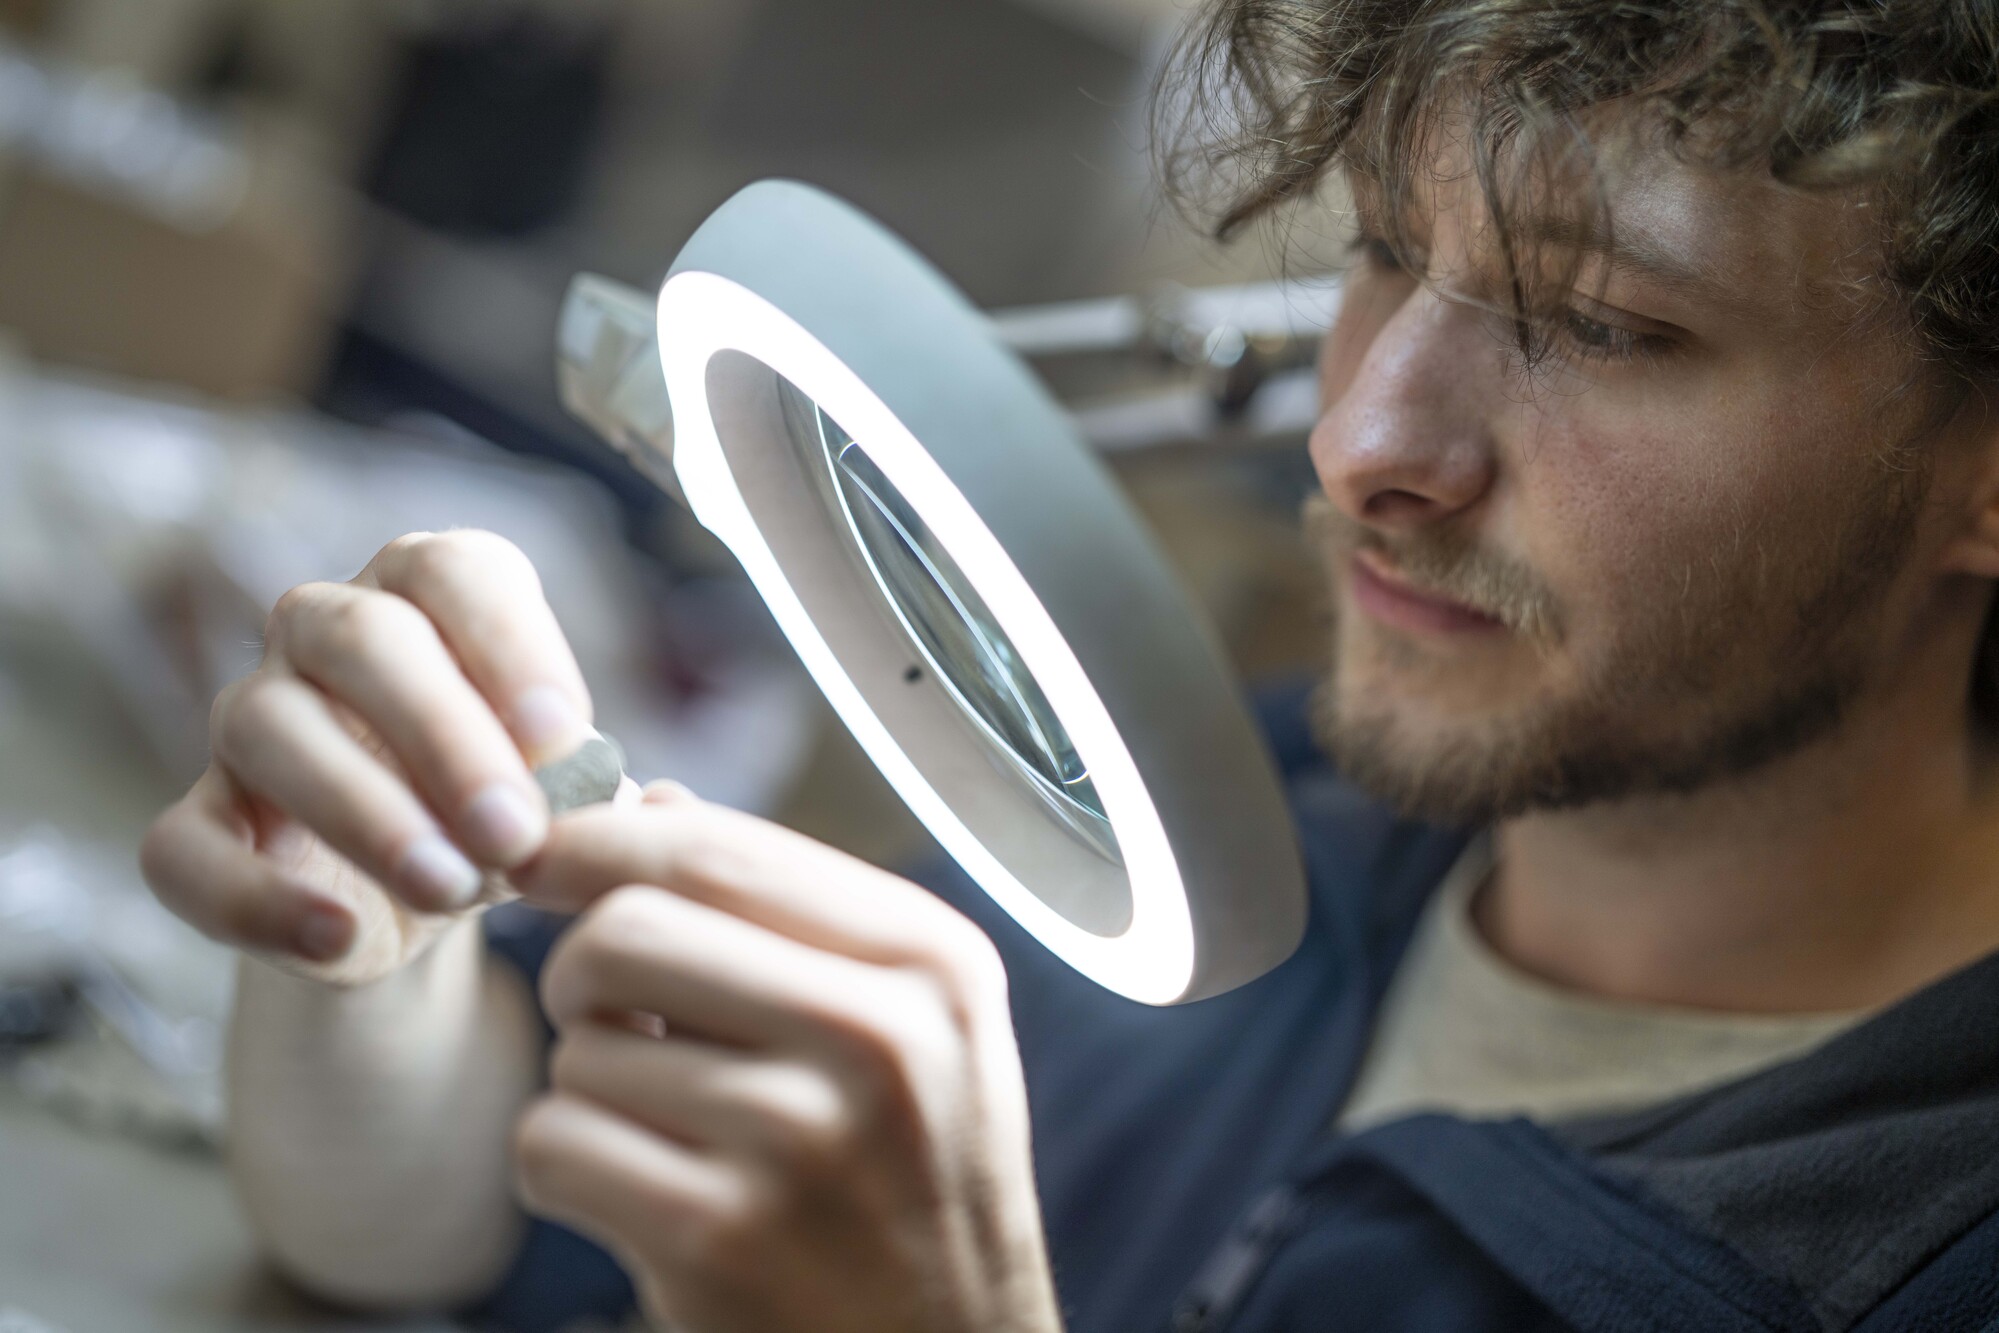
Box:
left=362, top=531, right=596, bottom=765
left=140, top=769, right=354, bottom=962
left=550, top=1025, right=845, bottom=1156
left=641, top=779, right=696, bottom=806
left=513, top=800, right=996, bottom=982
left=211, top=673, right=484, bottom=912
left=513, top=1091, right=742, bottom=1269
left=540, top=885, right=892, bottom=1055
left=270, top=582, right=547, bottom=868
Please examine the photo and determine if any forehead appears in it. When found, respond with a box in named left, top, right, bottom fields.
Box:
left=1349, top=123, right=1890, bottom=335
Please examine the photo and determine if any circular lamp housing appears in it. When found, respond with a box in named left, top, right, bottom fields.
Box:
left=589, top=181, right=1304, bottom=1004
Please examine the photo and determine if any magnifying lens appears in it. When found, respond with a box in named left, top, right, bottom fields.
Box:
left=556, top=180, right=1304, bottom=1005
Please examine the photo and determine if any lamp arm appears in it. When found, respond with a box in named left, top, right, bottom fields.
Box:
left=557, top=273, right=685, bottom=505
left=557, top=271, right=1339, bottom=468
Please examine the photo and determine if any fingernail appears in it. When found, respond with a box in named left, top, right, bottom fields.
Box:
left=512, top=685, right=587, bottom=759
left=296, top=901, right=353, bottom=962
left=399, top=833, right=483, bottom=912
left=464, top=782, right=547, bottom=865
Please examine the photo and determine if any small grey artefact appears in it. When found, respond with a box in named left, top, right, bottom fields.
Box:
left=533, top=734, right=626, bottom=814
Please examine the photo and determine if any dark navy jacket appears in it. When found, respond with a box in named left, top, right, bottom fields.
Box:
left=479, top=683, right=1999, bottom=1332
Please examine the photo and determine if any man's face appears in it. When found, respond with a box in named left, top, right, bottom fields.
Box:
left=1308, top=127, right=1973, bottom=825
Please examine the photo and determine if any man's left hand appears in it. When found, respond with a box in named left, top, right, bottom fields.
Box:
left=509, top=783, right=1064, bottom=1333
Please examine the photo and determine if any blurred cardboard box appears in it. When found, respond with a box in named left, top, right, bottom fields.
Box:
left=0, top=115, right=350, bottom=400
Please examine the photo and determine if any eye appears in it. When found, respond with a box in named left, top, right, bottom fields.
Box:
left=1555, top=307, right=1674, bottom=365
left=1346, top=233, right=1406, bottom=275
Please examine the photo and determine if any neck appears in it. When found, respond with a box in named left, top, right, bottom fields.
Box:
left=1484, top=617, right=1999, bottom=1014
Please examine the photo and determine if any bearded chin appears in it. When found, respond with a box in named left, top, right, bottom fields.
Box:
left=1298, top=424, right=1933, bottom=827
left=1311, top=651, right=1855, bottom=827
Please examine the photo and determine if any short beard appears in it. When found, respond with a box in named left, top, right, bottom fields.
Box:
left=1305, top=456, right=1929, bottom=827
left=1312, top=656, right=1860, bottom=827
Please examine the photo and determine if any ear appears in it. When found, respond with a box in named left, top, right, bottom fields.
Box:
left=1934, top=386, right=1999, bottom=579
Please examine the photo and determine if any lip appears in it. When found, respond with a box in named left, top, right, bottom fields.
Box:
left=1348, top=551, right=1506, bottom=636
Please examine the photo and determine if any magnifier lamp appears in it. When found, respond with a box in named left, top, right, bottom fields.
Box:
left=556, top=180, right=1305, bottom=1005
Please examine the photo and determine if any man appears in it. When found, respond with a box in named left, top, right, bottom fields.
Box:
left=141, top=0, right=1999, bottom=1329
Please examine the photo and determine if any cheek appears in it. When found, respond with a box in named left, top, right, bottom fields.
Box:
left=1510, top=394, right=1818, bottom=641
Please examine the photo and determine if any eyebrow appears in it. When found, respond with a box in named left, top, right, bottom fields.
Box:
left=1513, top=212, right=1749, bottom=314
left=1342, top=165, right=1762, bottom=321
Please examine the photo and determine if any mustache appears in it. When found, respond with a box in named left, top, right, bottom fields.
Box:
left=1303, top=495, right=1563, bottom=642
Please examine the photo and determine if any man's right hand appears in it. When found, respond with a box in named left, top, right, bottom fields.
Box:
left=141, top=529, right=599, bottom=987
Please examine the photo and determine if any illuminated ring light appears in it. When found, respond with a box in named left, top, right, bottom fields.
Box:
left=651, top=181, right=1304, bottom=1004
left=663, top=270, right=1193, bottom=999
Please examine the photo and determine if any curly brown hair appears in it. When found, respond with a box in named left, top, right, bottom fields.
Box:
left=1161, top=0, right=1999, bottom=383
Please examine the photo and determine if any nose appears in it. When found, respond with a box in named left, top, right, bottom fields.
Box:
left=1310, top=284, right=1498, bottom=532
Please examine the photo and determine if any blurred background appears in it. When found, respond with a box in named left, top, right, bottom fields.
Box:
left=0, top=1, right=1338, bottom=1329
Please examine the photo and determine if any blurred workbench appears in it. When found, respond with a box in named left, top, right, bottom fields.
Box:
left=0, top=1085, right=462, bottom=1333
left=0, top=628, right=462, bottom=1333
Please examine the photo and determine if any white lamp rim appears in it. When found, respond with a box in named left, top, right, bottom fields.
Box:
left=657, top=268, right=1199, bottom=1004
